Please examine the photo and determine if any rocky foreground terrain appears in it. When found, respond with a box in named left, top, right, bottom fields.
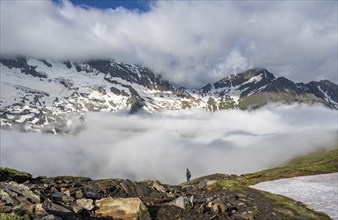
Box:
left=0, top=167, right=332, bottom=220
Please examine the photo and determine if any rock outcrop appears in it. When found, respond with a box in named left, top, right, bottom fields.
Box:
left=0, top=168, right=332, bottom=220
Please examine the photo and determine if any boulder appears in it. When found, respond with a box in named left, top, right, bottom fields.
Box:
left=120, top=179, right=151, bottom=197
left=0, top=181, right=40, bottom=204
left=50, top=192, right=74, bottom=203
left=167, top=196, right=188, bottom=209
left=43, top=199, right=71, bottom=213
left=84, top=191, right=100, bottom=200
left=34, top=203, right=48, bottom=216
left=72, top=190, right=83, bottom=199
left=198, top=180, right=208, bottom=189
left=76, top=198, right=94, bottom=211
left=95, top=197, right=150, bottom=220
left=153, top=180, right=166, bottom=193
left=0, top=189, right=16, bottom=205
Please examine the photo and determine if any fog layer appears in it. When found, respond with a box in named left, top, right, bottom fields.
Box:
left=1, top=105, right=337, bottom=183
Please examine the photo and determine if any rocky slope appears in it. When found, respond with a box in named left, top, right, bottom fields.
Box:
left=0, top=167, right=332, bottom=220
left=1, top=57, right=337, bottom=134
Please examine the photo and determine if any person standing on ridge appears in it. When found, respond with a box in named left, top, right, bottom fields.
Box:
left=186, top=168, right=191, bottom=184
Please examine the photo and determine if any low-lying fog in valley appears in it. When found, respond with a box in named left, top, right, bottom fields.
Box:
left=1, top=104, right=337, bottom=184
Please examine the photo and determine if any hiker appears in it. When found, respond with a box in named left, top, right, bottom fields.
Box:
left=186, top=168, right=191, bottom=184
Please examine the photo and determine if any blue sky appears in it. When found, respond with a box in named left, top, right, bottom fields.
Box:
left=68, top=0, right=153, bottom=11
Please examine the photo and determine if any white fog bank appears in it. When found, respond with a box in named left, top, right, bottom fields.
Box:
left=251, top=173, right=338, bottom=220
left=0, top=104, right=337, bottom=184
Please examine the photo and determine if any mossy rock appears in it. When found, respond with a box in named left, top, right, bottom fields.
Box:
left=0, top=167, right=32, bottom=183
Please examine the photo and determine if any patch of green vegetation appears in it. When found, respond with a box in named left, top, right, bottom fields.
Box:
left=258, top=190, right=315, bottom=218
left=96, top=179, right=120, bottom=188
left=239, top=148, right=338, bottom=186
left=0, top=213, right=29, bottom=220
left=0, top=168, right=30, bottom=177
left=189, top=148, right=337, bottom=189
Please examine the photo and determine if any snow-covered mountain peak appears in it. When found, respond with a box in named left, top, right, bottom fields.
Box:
left=1, top=57, right=337, bottom=133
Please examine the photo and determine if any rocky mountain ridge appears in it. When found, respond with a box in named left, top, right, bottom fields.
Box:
left=0, top=168, right=332, bottom=220
left=1, top=57, right=337, bottom=134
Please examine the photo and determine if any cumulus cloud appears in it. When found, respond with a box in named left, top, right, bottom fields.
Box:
left=0, top=0, right=337, bottom=87
left=1, top=105, right=337, bottom=184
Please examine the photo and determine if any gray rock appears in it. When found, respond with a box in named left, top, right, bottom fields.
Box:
left=0, top=189, right=16, bottom=205
left=1, top=181, right=40, bottom=203
left=198, top=180, right=208, bottom=189
left=51, top=192, right=74, bottom=203
left=43, top=199, right=71, bottom=213
left=84, top=191, right=101, bottom=200
left=189, top=195, right=195, bottom=207
left=167, top=196, right=188, bottom=209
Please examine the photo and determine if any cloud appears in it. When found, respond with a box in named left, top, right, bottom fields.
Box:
left=1, top=104, right=337, bottom=184
left=0, top=1, right=337, bottom=87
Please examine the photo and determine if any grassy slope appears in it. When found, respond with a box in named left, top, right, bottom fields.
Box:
left=188, top=148, right=337, bottom=219
left=189, top=148, right=338, bottom=187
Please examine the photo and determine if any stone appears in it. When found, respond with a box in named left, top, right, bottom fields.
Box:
left=215, top=202, right=227, bottom=213
left=207, top=201, right=213, bottom=208
left=1, top=181, right=40, bottom=203
left=72, top=205, right=83, bottom=214
left=76, top=198, right=94, bottom=211
left=237, top=211, right=254, bottom=220
left=153, top=180, right=166, bottom=193
left=72, top=190, right=83, bottom=199
left=63, top=190, right=70, bottom=197
left=0, top=189, right=16, bottom=205
left=120, top=179, right=151, bottom=198
left=212, top=204, right=219, bottom=213
left=95, top=197, right=150, bottom=220
left=34, top=203, right=48, bottom=216
left=167, top=196, right=188, bottom=209
left=43, top=199, right=71, bottom=213
left=189, top=195, right=195, bottom=207
left=198, top=180, right=208, bottom=189
left=236, top=193, right=247, bottom=199
left=84, top=191, right=100, bottom=200
left=50, top=192, right=74, bottom=203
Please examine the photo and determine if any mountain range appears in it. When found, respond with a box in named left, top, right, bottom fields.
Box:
left=1, top=57, right=337, bottom=134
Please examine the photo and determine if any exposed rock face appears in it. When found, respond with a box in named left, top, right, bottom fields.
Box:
left=95, top=197, right=151, bottom=220
left=1, top=57, right=337, bottom=134
left=0, top=168, right=332, bottom=220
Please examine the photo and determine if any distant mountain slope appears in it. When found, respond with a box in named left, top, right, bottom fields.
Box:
left=1, top=57, right=337, bottom=133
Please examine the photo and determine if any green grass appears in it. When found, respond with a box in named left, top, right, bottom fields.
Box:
left=0, top=168, right=31, bottom=177
left=0, top=213, right=29, bottom=220
left=257, top=190, right=315, bottom=218
left=188, top=148, right=338, bottom=188
left=239, top=148, right=338, bottom=186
